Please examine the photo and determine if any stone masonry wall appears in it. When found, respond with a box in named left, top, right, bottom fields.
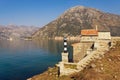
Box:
left=72, top=42, right=94, bottom=63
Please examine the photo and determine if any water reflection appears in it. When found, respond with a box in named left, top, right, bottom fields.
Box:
left=33, top=39, right=78, bottom=62
left=0, top=39, right=77, bottom=80
left=0, top=40, right=35, bottom=52
left=33, top=40, right=64, bottom=54
left=0, top=39, right=76, bottom=55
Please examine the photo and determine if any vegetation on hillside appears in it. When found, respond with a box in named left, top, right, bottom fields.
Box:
left=32, top=6, right=120, bottom=39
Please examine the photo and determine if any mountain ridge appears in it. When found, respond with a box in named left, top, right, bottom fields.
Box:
left=32, top=6, right=120, bottom=39
left=0, top=25, right=38, bottom=40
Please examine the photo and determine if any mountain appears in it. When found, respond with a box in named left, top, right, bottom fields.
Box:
left=0, top=24, right=38, bottom=40
left=32, top=6, right=120, bottom=39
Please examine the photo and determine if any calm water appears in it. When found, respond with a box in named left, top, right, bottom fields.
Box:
left=0, top=40, right=73, bottom=80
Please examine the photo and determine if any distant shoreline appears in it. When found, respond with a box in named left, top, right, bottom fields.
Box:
left=32, top=36, right=81, bottom=41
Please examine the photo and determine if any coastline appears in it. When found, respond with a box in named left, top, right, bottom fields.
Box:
left=32, top=36, right=81, bottom=41
left=27, top=41, right=120, bottom=80
left=27, top=37, right=120, bottom=80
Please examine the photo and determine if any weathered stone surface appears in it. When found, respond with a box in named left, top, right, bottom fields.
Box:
left=61, top=52, right=69, bottom=62
left=91, top=63, right=96, bottom=68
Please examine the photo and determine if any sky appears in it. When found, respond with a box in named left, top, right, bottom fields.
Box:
left=0, top=0, right=120, bottom=27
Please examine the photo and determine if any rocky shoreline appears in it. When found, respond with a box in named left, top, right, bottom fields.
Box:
left=27, top=41, right=120, bottom=80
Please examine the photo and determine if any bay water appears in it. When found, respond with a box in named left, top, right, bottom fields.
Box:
left=0, top=40, right=73, bottom=80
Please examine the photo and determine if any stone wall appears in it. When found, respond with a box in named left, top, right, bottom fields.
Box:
left=72, top=42, right=94, bottom=63
left=54, top=36, right=80, bottom=41
left=57, top=35, right=114, bottom=76
left=58, top=40, right=109, bottom=76
left=81, top=36, right=98, bottom=42
left=57, top=62, right=78, bottom=76
left=61, top=52, right=69, bottom=62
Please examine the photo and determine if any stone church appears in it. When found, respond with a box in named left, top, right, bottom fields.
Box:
left=72, top=27, right=111, bottom=62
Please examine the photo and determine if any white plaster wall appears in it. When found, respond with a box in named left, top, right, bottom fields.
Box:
left=98, top=32, right=111, bottom=40
left=62, top=52, right=69, bottom=62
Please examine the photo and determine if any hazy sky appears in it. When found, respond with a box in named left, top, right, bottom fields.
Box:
left=0, top=0, right=120, bottom=27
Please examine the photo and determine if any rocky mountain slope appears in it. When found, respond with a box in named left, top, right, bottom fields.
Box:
left=0, top=24, right=38, bottom=40
left=32, top=6, right=120, bottom=39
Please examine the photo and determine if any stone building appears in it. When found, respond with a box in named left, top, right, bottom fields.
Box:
left=72, top=28, right=111, bottom=63
left=72, top=29, right=98, bottom=62
left=80, top=29, right=98, bottom=42
left=58, top=27, right=112, bottom=76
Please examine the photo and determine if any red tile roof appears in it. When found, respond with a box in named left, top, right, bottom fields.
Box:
left=81, top=29, right=98, bottom=36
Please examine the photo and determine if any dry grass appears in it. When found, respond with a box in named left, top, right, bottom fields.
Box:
left=64, top=64, right=77, bottom=69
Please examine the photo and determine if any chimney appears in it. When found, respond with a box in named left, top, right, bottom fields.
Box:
left=96, top=25, right=98, bottom=31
